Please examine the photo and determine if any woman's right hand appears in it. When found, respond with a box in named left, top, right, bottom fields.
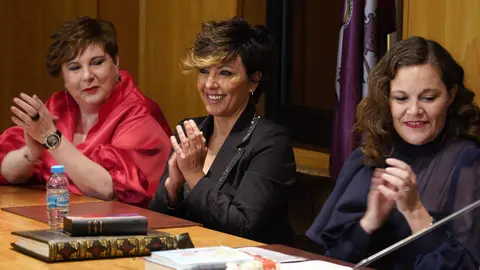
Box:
left=360, top=168, right=395, bottom=234
left=22, top=114, right=59, bottom=162
left=164, top=152, right=185, bottom=206
left=23, top=131, right=44, bottom=161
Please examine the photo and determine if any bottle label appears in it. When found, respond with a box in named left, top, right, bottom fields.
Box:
left=46, top=195, right=56, bottom=208
left=47, top=192, right=69, bottom=208
left=56, top=192, right=69, bottom=207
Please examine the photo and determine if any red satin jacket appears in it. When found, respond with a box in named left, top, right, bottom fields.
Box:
left=0, top=70, right=172, bottom=207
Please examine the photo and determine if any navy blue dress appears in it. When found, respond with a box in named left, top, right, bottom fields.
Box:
left=307, top=138, right=480, bottom=270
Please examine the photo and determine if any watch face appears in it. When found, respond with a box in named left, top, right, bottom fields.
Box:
left=45, top=133, right=61, bottom=149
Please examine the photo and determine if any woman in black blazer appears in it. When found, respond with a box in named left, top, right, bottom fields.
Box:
left=149, top=17, right=296, bottom=244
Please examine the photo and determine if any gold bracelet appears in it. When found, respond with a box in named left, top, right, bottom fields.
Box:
left=429, top=216, right=435, bottom=226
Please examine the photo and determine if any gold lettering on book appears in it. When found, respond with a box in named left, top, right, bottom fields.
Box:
left=94, top=220, right=98, bottom=233
left=100, top=220, right=103, bottom=233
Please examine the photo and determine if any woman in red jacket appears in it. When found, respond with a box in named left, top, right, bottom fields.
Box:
left=0, top=16, right=171, bottom=207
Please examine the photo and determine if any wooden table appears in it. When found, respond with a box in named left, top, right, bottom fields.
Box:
left=0, top=186, right=263, bottom=269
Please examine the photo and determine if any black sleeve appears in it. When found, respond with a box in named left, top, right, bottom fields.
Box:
left=148, top=118, right=190, bottom=213
left=179, top=128, right=295, bottom=240
left=148, top=147, right=183, bottom=214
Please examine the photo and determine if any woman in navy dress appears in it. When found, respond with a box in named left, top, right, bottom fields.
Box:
left=307, top=36, right=480, bottom=270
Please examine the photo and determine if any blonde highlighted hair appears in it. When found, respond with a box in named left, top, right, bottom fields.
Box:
left=182, top=17, right=275, bottom=103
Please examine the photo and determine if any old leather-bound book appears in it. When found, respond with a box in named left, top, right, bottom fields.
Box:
left=63, top=214, right=148, bottom=236
left=11, top=229, right=194, bottom=262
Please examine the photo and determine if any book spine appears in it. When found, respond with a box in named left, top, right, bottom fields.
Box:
left=64, top=217, right=148, bottom=236
left=49, top=234, right=177, bottom=261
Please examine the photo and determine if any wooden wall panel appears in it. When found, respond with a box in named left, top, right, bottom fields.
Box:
left=403, top=0, right=480, bottom=104
left=304, top=0, right=342, bottom=110
left=139, top=0, right=239, bottom=129
left=98, top=0, right=139, bottom=82
left=1, top=0, right=264, bottom=132
left=0, top=0, right=97, bottom=132
left=238, top=0, right=266, bottom=25
left=237, top=0, right=267, bottom=115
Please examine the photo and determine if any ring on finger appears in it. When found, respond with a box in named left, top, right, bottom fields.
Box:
left=403, top=186, right=411, bottom=192
left=31, top=113, right=40, bottom=121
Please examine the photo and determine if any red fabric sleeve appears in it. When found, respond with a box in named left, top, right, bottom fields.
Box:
left=0, top=126, right=27, bottom=184
left=88, top=113, right=170, bottom=207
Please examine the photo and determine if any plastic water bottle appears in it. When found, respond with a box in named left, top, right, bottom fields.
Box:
left=46, top=165, right=69, bottom=229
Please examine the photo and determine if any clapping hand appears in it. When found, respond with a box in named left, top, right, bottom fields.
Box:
left=170, top=120, right=207, bottom=188
left=378, top=158, right=424, bottom=217
left=361, top=167, right=395, bottom=234
left=164, top=152, right=186, bottom=206
left=11, top=93, right=58, bottom=160
left=11, top=93, right=57, bottom=144
left=361, top=158, right=430, bottom=234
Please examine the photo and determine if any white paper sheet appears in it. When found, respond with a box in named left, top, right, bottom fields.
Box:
left=279, top=260, right=353, bottom=270
left=237, top=247, right=306, bottom=263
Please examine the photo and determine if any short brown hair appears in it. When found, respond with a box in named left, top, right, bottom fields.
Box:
left=356, top=36, right=480, bottom=165
left=46, top=16, right=118, bottom=77
left=182, top=17, right=274, bottom=103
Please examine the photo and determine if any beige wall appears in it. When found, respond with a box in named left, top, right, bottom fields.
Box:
left=403, top=0, right=480, bottom=104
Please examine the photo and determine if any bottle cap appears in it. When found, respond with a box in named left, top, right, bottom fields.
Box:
left=50, top=165, right=64, bottom=174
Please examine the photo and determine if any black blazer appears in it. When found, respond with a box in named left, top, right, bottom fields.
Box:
left=149, top=103, right=296, bottom=244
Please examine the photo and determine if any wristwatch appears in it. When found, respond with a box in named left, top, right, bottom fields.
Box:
left=43, top=129, right=62, bottom=150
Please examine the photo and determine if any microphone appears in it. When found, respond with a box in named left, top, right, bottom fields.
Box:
left=353, top=199, right=480, bottom=269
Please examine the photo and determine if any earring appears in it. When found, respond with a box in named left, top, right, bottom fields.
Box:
left=249, top=89, right=254, bottom=96
left=117, top=75, right=121, bottom=82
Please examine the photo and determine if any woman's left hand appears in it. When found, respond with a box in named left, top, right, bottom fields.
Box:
left=378, top=158, right=423, bottom=215
left=10, top=93, right=57, bottom=145
left=379, top=158, right=433, bottom=233
left=171, top=120, right=207, bottom=187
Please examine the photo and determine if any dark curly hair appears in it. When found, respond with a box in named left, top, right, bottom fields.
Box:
left=356, top=36, right=480, bottom=165
left=46, top=16, right=118, bottom=77
left=181, top=17, right=274, bottom=104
